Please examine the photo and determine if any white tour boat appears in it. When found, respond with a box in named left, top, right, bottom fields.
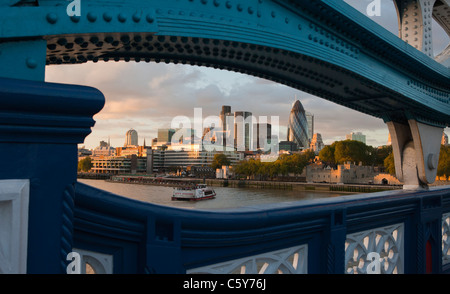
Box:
left=172, top=184, right=216, bottom=201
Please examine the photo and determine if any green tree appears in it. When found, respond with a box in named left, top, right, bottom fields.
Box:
left=437, top=145, right=450, bottom=180
left=234, top=159, right=252, bottom=178
left=302, top=149, right=316, bottom=162
left=78, top=156, right=93, bottom=172
left=334, top=140, right=372, bottom=165
left=232, top=151, right=315, bottom=180
left=383, top=152, right=396, bottom=176
left=374, top=145, right=393, bottom=166
left=247, top=159, right=260, bottom=177
left=211, top=153, right=231, bottom=170
left=319, top=145, right=336, bottom=166
left=277, top=153, right=307, bottom=176
left=258, top=162, right=271, bottom=180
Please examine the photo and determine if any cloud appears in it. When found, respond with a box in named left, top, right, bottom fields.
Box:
left=47, top=61, right=388, bottom=149
left=45, top=1, right=449, bottom=149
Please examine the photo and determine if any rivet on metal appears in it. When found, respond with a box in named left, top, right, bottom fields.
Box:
left=118, top=13, right=127, bottom=23
left=87, top=12, right=97, bottom=22
left=71, top=15, right=80, bottom=23
left=146, top=14, right=155, bottom=23
left=46, top=13, right=58, bottom=24
left=133, top=13, right=141, bottom=22
left=26, top=58, right=37, bottom=69
left=103, top=12, right=113, bottom=22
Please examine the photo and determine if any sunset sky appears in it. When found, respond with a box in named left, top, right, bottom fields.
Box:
left=45, top=0, right=450, bottom=150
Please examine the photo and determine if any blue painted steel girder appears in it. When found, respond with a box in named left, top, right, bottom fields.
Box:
left=0, top=0, right=449, bottom=126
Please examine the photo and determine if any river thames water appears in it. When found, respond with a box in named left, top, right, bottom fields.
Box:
left=78, top=179, right=346, bottom=210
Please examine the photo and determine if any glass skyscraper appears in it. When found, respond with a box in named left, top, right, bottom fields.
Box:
left=234, top=111, right=253, bottom=151
left=220, top=105, right=234, bottom=148
left=157, top=128, right=175, bottom=144
left=125, top=128, right=138, bottom=147
left=346, top=131, right=366, bottom=144
left=287, top=100, right=309, bottom=149
left=306, top=112, right=314, bottom=141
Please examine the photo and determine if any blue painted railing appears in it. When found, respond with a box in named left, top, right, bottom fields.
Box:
left=73, top=182, right=450, bottom=274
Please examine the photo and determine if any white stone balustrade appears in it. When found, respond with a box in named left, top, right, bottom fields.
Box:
left=187, top=244, right=308, bottom=274
left=345, top=223, right=404, bottom=274
left=443, top=213, right=450, bottom=266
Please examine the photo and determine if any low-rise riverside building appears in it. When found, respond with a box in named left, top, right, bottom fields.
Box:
left=306, top=162, right=396, bottom=185
left=149, top=148, right=244, bottom=173
left=91, top=155, right=150, bottom=175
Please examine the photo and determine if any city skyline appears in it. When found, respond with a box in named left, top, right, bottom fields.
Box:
left=84, top=104, right=281, bottom=151
left=46, top=0, right=450, bottom=150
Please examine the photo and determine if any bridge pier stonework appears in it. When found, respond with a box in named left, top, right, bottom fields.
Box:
left=386, top=120, right=443, bottom=189
left=391, top=0, right=449, bottom=189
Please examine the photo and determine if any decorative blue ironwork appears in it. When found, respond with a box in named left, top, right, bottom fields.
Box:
left=73, top=182, right=450, bottom=274
left=0, top=77, right=104, bottom=273
left=60, top=184, right=76, bottom=273
left=0, top=0, right=448, bottom=125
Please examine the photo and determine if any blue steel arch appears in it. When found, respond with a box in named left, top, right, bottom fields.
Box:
left=0, top=0, right=449, bottom=127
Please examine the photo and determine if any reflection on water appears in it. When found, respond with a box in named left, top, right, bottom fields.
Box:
left=78, top=179, right=345, bottom=210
